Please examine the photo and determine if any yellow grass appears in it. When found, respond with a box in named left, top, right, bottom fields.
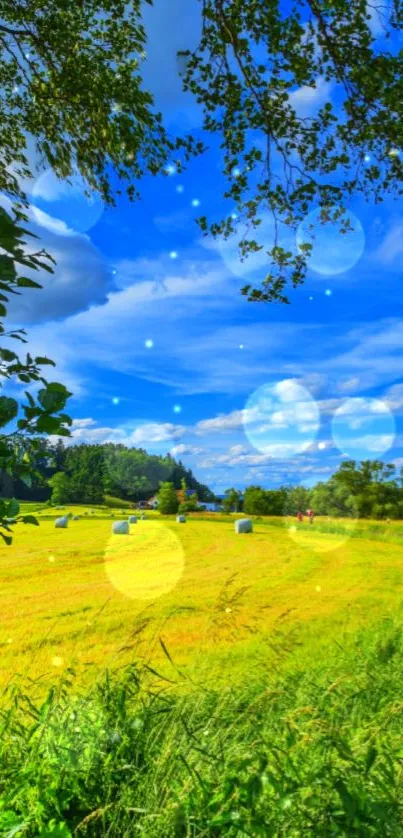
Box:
left=2, top=505, right=403, bottom=691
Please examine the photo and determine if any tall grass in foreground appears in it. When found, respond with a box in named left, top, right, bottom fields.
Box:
left=1, top=618, right=403, bottom=836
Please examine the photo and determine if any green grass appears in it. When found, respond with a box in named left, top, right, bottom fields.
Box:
left=2, top=508, right=403, bottom=691
left=2, top=507, right=403, bottom=835
left=1, top=617, right=403, bottom=836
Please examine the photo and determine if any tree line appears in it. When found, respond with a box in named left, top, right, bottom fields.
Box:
left=222, top=460, right=403, bottom=520
left=1, top=440, right=402, bottom=521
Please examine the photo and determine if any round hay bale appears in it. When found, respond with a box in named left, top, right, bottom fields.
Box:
left=128, top=515, right=138, bottom=524
left=235, top=518, right=253, bottom=534
left=176, top=515, right=186, bottom=523
left=112, top=520, right=130, bottom=535
left=72, top=515, right=80, bottom=521
left=55, top=516, right=69, bottom=529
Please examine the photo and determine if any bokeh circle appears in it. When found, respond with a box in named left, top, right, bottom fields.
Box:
left=208, top=214, right=296, bottom=279
left=331, top=398, right=395, bottom=459
left=32, top=169, right=104, bottom=233
left=296, top=207, right=365, bottom=275
left=243, top=380, right=320, bottom=459
left=104, top=520, right=184, bottom=601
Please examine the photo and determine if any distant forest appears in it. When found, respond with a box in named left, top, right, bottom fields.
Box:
left=0, top=439, right=215, bottom=505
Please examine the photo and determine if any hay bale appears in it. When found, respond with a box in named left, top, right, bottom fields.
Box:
left=72, top=515, right=80, bottom=521
left=128, top=515, right=138, bottom=524
left=176, top=515, right=186, bottom=523
left=112, top=521, right=129, bottom=535
left=234, top=518, right=253, bottom=534
left=55, top=516, right=69, bottom=528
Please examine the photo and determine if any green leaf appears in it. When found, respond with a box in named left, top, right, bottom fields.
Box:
left=21, top=515, right=39, bottom=526
left=0, top=349, right=18, bottom=362
left=7, top=499, right=19, bottom=518
left=38, top=388, right=68, bottom=413
left=38, top=822, right=72, bottom=837
left=16, top=277, right=43, bottom=289
left=35, top=357, right=56, bottom=366
left=365, top=745, right=378, bottom=774
left=0, top=397, right=18, bottom=428
left=0, top=532, right=12, bottom=546
left=35, top=414, right=66, bottom=434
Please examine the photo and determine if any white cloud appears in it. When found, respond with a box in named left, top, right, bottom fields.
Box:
left=52, top=420, right=185, bottom=448
left=129, top=423, right=185, bottom=444
left=170, top=444, right=203, bottom=457
left=195, top=410, right=246, bottom=435
left=28, top=206, right=74, bottom=237
left=288, top=77, right=333, bottom=117
left=71, top=418, right=97, bottom=429
left=375, top=221, right=403, bottom=265
left=337, top=377, right=361, bottom=393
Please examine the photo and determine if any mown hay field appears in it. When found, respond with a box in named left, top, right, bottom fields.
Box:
left=2, top=504, right=403, bottom=693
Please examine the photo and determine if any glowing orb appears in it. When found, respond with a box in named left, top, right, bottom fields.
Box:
left=191, top=199, right=200, bottom=207
left=112, top=397, right=120, bottom=405
left=145, top=339, right=154, bottom=349
left=169, top=251, right=178, bottom=259
left=173, top=404, right=182, bottom=414
left=207, top=213, right=295, bottom=280
left=104, top=521, right=184, bottom=601
left=243, top=380, right=319, bottom=459
left=296, top=207, right=365, bottom=275
left=32, top=169, right=104, bottom=233
left=331, top=397, right=395, bottom=459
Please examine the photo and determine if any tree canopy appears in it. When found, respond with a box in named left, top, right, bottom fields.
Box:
left=181, top=0, right=403, bottom=302
left=0, top=0, right=203, bottom=208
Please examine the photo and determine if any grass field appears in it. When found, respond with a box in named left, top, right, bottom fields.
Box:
left=2, top=504, right=403, bottom=692
left=2, top=505, right=403, bottom=835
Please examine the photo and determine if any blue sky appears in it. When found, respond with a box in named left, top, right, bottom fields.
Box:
left=6, top=0, right=403, bottom=495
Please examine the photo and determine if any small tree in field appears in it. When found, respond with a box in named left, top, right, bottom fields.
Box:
left=48, top=472, right=71, bottom=505
left=178, top=494, right=199, bottom=514
left=222, top=488, right=242, bottom=513
left=157, top=482, right=179, bottom=515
